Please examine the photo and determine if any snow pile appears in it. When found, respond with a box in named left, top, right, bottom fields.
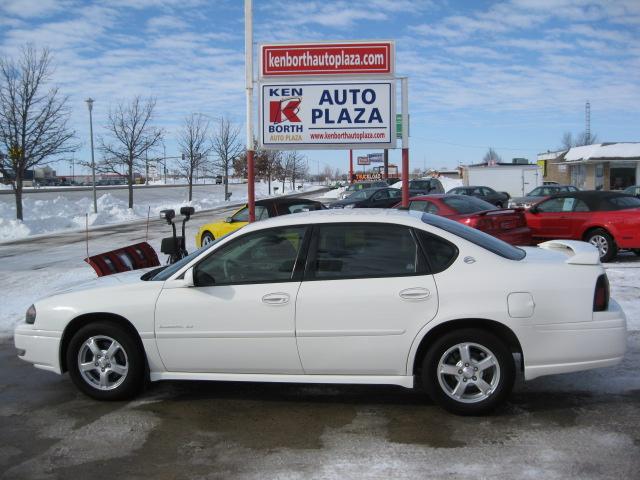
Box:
left=322, top=187, right=344, bottom=199
left=0, top=182, right=318, bottom=242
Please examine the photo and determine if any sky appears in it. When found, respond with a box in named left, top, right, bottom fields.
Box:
left=1, top=0, right=639, bottom=177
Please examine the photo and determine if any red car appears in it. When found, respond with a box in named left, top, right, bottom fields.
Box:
left=526, top=191, right=640, bottom=262
left=398, top=194, right=532, bottom=245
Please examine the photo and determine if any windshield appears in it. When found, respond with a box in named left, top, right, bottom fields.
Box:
left=607, top=195, right=640, bottom=209
left=421, top=213, right=526, bottom=260
left=149, top=238, right=221, bottom=281
left=346, top=190, right=370, bottom=200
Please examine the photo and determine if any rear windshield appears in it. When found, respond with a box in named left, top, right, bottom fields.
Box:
left=421, top=213, right=526, bottom=260
left=442, top=196, right=497, bottom=214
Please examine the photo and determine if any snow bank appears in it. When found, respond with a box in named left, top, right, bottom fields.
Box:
left=0, top=182, right=317, bottom=242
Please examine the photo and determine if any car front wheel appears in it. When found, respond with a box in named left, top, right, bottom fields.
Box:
left=422, top=329, right=515, bottom=415
left=586, top=228, right=617, bottom=263
left=201, top=231, right=215, bottom=247
left=66, top=321, right=144, bottom=400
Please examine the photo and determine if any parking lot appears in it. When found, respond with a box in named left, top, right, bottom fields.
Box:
left=1, top=331, right=639, bottom=480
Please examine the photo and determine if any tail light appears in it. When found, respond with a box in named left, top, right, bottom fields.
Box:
left=593, top=274, right=610, bottom=312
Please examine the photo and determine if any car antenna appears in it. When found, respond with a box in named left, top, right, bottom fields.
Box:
left=85, top=213, right=90, bottom=259
left=145, top=206, right=150, bottom=242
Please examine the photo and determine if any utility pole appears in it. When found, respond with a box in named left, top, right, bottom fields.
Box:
left=163, top=142, right=167, bottom=184
left=383, top=149, right=389, bottom=180
left=85, top=98, right=97, bottom=213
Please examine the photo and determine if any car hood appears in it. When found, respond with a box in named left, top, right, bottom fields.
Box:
left=50, top=268, right=152, bottom=296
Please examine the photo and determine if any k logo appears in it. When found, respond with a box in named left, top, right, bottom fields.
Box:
left=269, top=98, right=301, bottom=124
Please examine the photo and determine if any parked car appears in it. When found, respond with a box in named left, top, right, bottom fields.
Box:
left=15, top=209, right=627, bottom=415
left=447, top=186, right=510, bottom=208
left=215, top=175, right=223, bottom=185
left=195, top=197, right=325, bottom=247
left=400, top=194, right=531, bottom=245
left=330, top=187, right=402, bottom=209
left=509, top=185, right=579, bottom=209
left=526, top=191, right=640, bottom=262
left=404, top=178, right=445, bottom=195
left=338, top=181, right=388, bottom=200
left=623, top=185, right=640, bottom=197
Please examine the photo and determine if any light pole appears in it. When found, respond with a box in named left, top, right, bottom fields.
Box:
left=85, top=98, right=97, bottom=213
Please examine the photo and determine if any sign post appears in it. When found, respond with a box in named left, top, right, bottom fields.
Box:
left=245, top=0, right=255, bottom=222
left=401, top=77, right=409, bottom=207
left=349, top=149, right=354, bottom=183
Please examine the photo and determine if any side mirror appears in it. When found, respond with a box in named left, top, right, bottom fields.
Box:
left=183, top=267, right=195, bottom=287
left=225, top=217, right=233, bottom=223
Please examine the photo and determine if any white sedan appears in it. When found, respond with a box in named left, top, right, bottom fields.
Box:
left=14, top=209, right=627, bottom=415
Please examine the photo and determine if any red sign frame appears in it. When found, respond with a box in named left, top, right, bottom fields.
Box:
left=261, top=42, right=394, bottom=77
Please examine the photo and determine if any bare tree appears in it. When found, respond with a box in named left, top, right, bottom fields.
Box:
left=282, top=151, right=307, bottom=191
left=483, top=147, right=502, bottom=165
left=211, top=116, right=243, bottom=201
left=177, top=114, right=213, bottom=201
left=97, top=96, right=163, bottom=208
left=0, top=46, right=77, bottom=220
left=257, top=149, right=282, bottom=195
left=560, top=131, right=598, bottom=150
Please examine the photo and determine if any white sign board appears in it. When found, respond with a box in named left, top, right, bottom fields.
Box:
left=260, top=80, right=395, bottom=150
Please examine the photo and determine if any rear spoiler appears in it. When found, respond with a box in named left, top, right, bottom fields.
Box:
left=537, top=240, right=601, bottom=265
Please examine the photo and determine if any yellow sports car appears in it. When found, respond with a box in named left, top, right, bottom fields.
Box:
left=195, top=197, right=325, bottom=247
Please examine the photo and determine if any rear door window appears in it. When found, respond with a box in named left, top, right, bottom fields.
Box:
left=306, top=223, right=427, bottom=280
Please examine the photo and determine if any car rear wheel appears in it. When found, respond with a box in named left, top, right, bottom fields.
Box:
left=422, top=329, right=515, bottom=415
left=201, top=231, right=215, bottom=247
left=66, top=321, right=144, bottom=400
left=586, top=228, right=617, bottom=263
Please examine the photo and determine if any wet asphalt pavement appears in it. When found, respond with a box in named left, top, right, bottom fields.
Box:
left=1, top=333, right=639, bottom=480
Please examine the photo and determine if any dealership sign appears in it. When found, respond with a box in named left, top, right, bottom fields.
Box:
left=261, top=41, right=394, bottom=77
left=260, top=81, right=395, bottom=149
left=367, top=153, right=384, bottom=163
left=357, top=156, right=370, bottom=165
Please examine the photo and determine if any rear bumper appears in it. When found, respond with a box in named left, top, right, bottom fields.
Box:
left=14, top=325, right=63, bottom=374
left=495, top=227, right=532, bottom=246
left=523, top=298, right=627, bottom=380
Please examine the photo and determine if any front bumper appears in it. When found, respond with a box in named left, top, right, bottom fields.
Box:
left=523, top=298, right=627, bottom=380
left=14, top=324, right=63, bottom=374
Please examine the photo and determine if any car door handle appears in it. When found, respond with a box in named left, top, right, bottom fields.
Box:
left=262, top=293, right=290, bottom=305
left=399, top=288, right=431, bottom=300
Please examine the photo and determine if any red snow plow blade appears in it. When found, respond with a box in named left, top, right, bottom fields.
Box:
left=84, top=242, right=160, bottom=277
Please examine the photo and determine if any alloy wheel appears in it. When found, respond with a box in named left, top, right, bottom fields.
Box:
left=437, top=342, right=501, bottom=404
left=77, top=335, right=129, bottom=391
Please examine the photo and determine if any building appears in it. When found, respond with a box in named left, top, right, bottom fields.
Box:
left=426, top=168, right=461, bottom=180
left=538, top=142, right=640, bottom=190
left=461, top=160, right=542, bottom=197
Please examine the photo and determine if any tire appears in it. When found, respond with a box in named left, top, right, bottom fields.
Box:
left=633, top=249, right=640, bottom=256
left=422, top=328, right=515, bottom=415
left=66, top=321, right=145, bottom=401
left=201, top=231, right=215, bottom=247
left=585, top=228, right=617, bottom=263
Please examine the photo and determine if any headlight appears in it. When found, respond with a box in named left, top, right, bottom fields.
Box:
left=25, top=304, right=36, bottom=324
left=344, top=204, right=356, bottom=209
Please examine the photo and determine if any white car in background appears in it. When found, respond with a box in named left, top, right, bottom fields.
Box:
left=14, top=210, right=627, bottom=415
